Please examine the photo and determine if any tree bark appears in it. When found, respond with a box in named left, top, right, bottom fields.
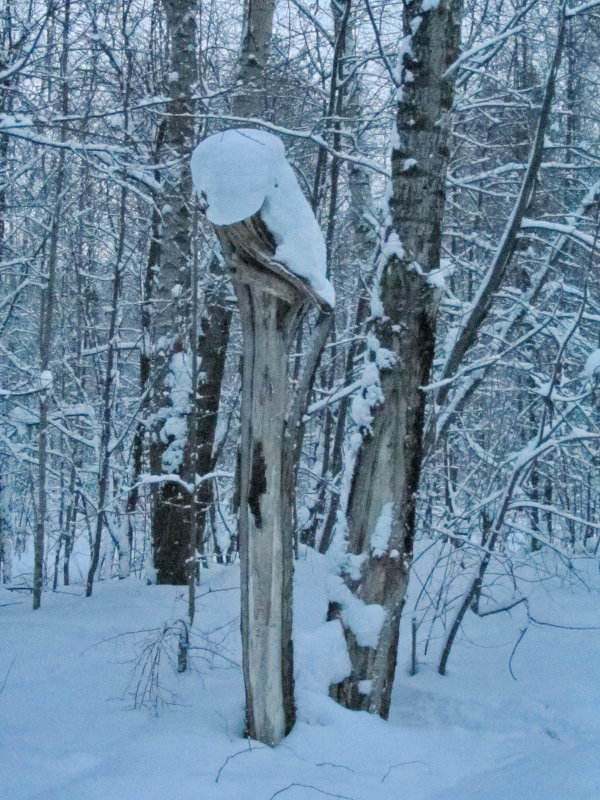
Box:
left=233, top=0, right=276, bottom=118
left=150, top=0, right=198, bottom=584
left=330, top=0, right=462, bottom=717
left=150, top=0, right=277, bottom=582
left=34, top=0, right=70, bottom=609
left=214, top=214, right=329, bottom=745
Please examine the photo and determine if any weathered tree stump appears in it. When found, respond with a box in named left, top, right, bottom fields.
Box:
left=214, top=215, right=330, bottom=745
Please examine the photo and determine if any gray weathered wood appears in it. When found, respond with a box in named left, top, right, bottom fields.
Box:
left=214, top=215, right=328, bottom=745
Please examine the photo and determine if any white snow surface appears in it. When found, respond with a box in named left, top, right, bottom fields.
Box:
left=191, top=129, right=335, bottom=308
left=2, top=546, right=600, bottom=800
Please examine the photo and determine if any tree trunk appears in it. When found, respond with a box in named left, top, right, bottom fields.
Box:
left=0, top=470, right=13, bottom=584
left=330, top=0, right=462, bottom=717
left=150, top=0, right=277, bottom=582
left=233, top=0, right=276, bottom=118
left=34, top=0, right=71, bottom=608
left=214, top=214, right=329, bottom=745
left=150, top=0, right=198, bottom=584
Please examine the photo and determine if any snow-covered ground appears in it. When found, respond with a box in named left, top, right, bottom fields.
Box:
left=2, top=547, right=599, bottom=800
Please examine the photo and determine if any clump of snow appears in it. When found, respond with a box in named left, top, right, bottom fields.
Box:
left=191, top=129, right=335, bottom=308
left=350, top=329, right=396, bottom=434
left=351, top=361, right=384, bottom=431
left=381, top=229, right=405, bottom=261
left=427, top=269, right=446, bottom=290
left=410, top=15, right=423, bottom=33
left=343, top=552, right=367, bottom=582
left=371, top=502, right=394, bottom=557
left=157, top=350, right=193, bottom=472
left=327, top=574, right=386, bottom=649
left=367, top=332, right=396, bottom=371
left=394, top=35, right=413, bottom=84
left=583, top=349, right=600, bottom=378
left=40, top=369, right=53, bottom=389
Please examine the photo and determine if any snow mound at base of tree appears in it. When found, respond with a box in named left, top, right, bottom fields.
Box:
left=191, top=129, right=335, bottom=309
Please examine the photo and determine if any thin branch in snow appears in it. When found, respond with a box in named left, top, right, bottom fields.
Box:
left=509, top=627, right=528, bottom=681
left=381, top=761, right=431, bottom=783
left=215, top=740, right=266, bottom=783
left=0, top=657, right=16, bottom=695
left=269, top=785, right=355, bottom=800
left=315, top=762, right=355, bottom=773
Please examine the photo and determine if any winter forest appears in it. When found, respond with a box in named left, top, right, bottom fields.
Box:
left=2, top=0, right=600, bottom=797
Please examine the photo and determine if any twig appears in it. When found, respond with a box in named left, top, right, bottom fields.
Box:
left=381, top=761, right=430, bottom=784
left=528, top=614, right=600, bottom=631
left=509, top=627, right=528, bottom=681
left=315, top=763, right=354, bottom=773
left=269, top=785, right=355, bottom=800
left=215, top=740, right=265, bottom=783
left=0, top=657, right=16, bottom=695
left=475, top=597, right=527, bottom=617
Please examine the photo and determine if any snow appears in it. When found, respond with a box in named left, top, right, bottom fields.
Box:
left=351, top=361, right=384, bottom=431
left=583, top=348, right=600, bottom=377
left=427, top=269, right=447, bottom=290
left=2, top=547, right=600, bottom=800
left=191, top=129, right=335, bottom=308
left=39, top=369, right=53, bottom=388
left=381, top=229, right=405, bottom=260
left=156, top=350, right=193, bottom=472
left=327, top=573, right=386, bottom=649
left=371, top=502, right=394, bottom=557
left=349, top=330, right=395, bottom=435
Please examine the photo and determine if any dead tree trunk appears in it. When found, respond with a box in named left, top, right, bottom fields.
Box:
left=212, top=216, right=330, bottom=745
left=330, top=0, right=462, bottom=717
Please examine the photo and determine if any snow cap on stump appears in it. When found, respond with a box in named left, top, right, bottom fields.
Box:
left=191, top=128, right=335, bottom=309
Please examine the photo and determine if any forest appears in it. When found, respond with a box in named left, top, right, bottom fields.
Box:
left=2, top=0, right=600, bottom=797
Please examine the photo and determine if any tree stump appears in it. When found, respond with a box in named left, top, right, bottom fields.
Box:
left=214, top=215, right=330, bottom=745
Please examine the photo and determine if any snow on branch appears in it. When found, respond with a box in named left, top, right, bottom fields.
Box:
left=565, top=0, right=600, bottom=16
left=135, top=471, right=234, bottom=495
left=443, top=25, right=526, bottom=77
left=191, top=129, right=335, bottom=308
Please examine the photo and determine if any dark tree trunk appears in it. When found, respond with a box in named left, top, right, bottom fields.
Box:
left=150, top=0, right=197, bottom=584
left=330, top=0, right=462, bottom=717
